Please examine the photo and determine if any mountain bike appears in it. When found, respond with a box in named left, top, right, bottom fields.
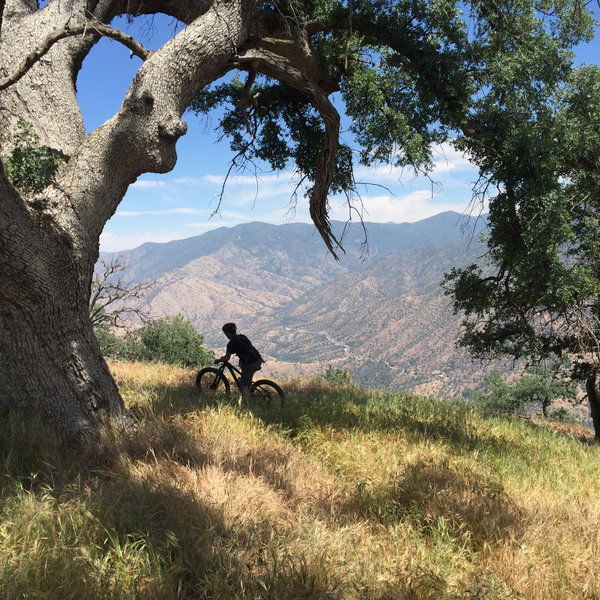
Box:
left=196, top=361, right=285, bottom=407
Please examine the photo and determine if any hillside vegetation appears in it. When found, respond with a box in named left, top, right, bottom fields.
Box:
left=1, top=362, right=599, bottom=599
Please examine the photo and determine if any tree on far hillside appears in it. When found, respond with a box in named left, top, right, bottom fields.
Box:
left=445, top=64, right=600, bottom=438
left=0, top=0, right=594, bottom=442
left=471, top=361, right=578, bottom=419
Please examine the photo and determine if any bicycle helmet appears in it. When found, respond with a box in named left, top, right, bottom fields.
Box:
left=222, top=322, right=237, bottom=334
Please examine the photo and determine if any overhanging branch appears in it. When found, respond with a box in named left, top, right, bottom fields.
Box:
left=233, top=48, right=344, bottom=259
left=0, top=21, right=151, bottom=91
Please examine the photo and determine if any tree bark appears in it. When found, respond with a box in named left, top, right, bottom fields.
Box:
left=585, top=370, right=600, bottom=440
left=0, top=169, right=129, bottom=442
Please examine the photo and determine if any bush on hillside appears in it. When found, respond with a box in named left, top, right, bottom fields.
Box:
left=470, top=370, right=526, bottom=414
left=99, top=315, right=214, bottom=368
left=94, top=321, right=121, bottom=357
left=320, top=364, right=352, bottom=385
left=471, top=363, right=579, bottom=419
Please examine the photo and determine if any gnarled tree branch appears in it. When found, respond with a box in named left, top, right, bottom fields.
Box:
left=233, top=47, right=344, bottom=258
left=0, top=20, right=151, bottom=91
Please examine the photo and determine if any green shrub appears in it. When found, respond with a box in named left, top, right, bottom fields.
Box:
left=93, top=322, right=121, bottom=357
left=320, top=364, right=352, bottom=385
left=469, top=370, right=526, bottom=414
left=117, top=315, right=214, bottom=368
left=470, top=362, right=579, bottom=419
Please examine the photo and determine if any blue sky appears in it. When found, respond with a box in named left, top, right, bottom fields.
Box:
left=75, top=11, right=600, bottom=252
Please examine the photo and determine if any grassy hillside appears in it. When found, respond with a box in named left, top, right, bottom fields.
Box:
left=1, top=363, right=599, bottom=599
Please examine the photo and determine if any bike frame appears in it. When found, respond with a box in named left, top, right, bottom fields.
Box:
left=215, top=361, right=245, bottom=391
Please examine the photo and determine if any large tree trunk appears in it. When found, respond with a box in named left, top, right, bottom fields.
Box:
left=0, top=0, right=341, bottom=442
left=585, top=370, right=600, bottom=440
left=0, top=0, right=252, bottom=442
left=0, top=171, right=128, bottom=442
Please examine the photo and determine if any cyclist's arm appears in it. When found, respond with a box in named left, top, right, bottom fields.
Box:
left=216, top=352, right=232, bottom=364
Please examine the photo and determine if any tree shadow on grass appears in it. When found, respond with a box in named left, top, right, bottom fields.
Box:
left=239, top=381, right=525, bottom=458
left=341, top=457, right=525, bottom=551
left=0, top=410, right=341, bottom=599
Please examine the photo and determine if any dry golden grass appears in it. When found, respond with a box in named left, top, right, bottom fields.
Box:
left=1, top=360, right=600, bottom=599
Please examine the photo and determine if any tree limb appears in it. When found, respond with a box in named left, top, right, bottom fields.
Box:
left=233, top=48, right=344, bottom=258
left=57, top=0, right=250, bottom=241
left=0, top=20, right=151, bottom=91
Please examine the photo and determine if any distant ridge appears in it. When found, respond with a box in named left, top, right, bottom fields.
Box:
left=106, top=211, right=486, bottom=279
left=101, top=211, right=495, bottom=396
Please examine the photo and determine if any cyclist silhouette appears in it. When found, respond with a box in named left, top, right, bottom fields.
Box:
left=216, top=323, right=264, bottom=404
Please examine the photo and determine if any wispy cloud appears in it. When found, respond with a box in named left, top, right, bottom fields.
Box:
left=430, top=144, right=473, bottom=173
left=116, top=207, right=203, bottom=217
left=353, top=143, right=474, bottom=184
left=100, top=231, right=188, bottom=252
left=330, top=189, right=472, bottom=224
left=131, top=179, right=168, bottom=188
left=202, top=172, right=286, bottom=186
left=173, top=176, right=205, bottom=185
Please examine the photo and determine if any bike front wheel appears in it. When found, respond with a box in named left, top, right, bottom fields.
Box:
left=196, top=367, right=230, bottom=398
left=249, top=379, right=285, bottom=408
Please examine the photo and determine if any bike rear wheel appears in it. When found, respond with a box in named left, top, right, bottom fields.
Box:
left=196, top=367, right=230, bottom=398
left=249, top=379, right=285, bottom=408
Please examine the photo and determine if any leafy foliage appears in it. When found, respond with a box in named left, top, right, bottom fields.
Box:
left=189, top=0, right=477, bottom=204
left=189, top=0, right=594, bottom=261
left=93, top=319, right=122, bottom=357
left=442, top=8, right=600, bottom=428
left=447, top=66, right=600, bottom=354
left=105, top=315, right=215, bottom=368
left=1, top=120, right=63, bottom=195
left=320, top=364, right=352, bottom=385
left=191, top=78, right=355, bottom=196
left=470, top=361, right=579, bottom=418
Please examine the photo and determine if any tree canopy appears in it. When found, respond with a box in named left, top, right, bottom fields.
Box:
left=187, top=0, right=594, bottom=254
left=445, top=54, right=600, bottom=435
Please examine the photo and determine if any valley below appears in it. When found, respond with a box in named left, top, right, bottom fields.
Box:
left=107, top=212, right=506, bottom=398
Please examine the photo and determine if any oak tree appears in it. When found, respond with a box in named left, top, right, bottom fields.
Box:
left=0, top=0, right=592, bottom=441
left=446, top=63, right=600, bottom=438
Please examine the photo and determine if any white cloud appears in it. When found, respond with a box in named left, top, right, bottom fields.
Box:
left=430, top=144, right=473, bottom=174
left=329, top=190, right=472, bottom=224
left=203, top=172, right=286, bottom=186
left=353, top=143, right=475, bottom=184
left=131, top=179, right=167, bottom=188
left=173, top=176, right=205, bottom=185
left=100, top=231, right=186, bottom=252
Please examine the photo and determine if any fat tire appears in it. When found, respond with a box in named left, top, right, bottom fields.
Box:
left=196, top=367, right=230, bottom=398
left=249, top=379, right=285, bottom=408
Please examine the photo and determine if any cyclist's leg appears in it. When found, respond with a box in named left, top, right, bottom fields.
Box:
left=239, top=360, right=261, bottom=404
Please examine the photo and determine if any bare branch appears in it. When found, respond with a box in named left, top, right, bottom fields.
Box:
left=210, top=144, right=261, bottom=217
left=0, top=20, right=151, bottom=91
left=90, top=256, right=155, bottom=328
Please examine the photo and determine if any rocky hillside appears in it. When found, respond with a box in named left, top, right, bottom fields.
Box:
left=105, top=211, right=497, bottom=395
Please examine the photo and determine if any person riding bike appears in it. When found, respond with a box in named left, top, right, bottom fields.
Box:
left=216, top=323, right=264, bottom=404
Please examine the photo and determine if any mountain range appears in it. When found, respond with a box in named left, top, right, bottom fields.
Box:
left=104, top=211, right=500, bottom=396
